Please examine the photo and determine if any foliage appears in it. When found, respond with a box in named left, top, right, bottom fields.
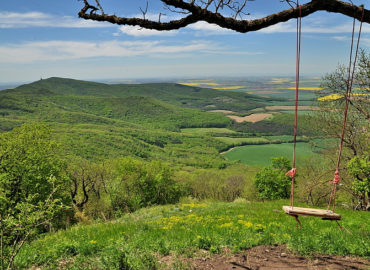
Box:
left=0, top=124, right=67, bottom=269
left=231, top=113, right=313, bottom=136
left=347, top=156, right=370, bottom=210
left=109, top=158, right=183, bottom=213
left=0, top=78, right=241, bottom=168
left=8, top=77, right=266, bottom=112
left=15, top=201, right=370, bottom=269
left=67, top=159, right=114, bottom=222
left=185, top=170, right=246, bottom=202
left=253, top=157, right=292, bottom=200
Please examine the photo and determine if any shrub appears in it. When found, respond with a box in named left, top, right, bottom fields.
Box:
left=188, top=171, right=246, bottom=201
left=109, top=158, right=183, bottom=213
left=0, top=123, right=68, bottom=268
left=253, top=157, right=292, bottom=200
left=347, top=155, right=370, bottom=210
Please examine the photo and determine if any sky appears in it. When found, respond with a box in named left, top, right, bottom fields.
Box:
left=0, top=0, right=369, bottom=84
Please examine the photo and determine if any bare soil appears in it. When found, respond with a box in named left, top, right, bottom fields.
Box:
left=160, top=245, right=370, bottom=270
left=187, top=245, right=370, bottom=270
left=227, top=113, right=272, bottom=123
left=209, top=110, right=235, bottom=114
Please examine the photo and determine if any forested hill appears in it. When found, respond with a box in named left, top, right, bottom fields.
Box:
left=0, top=77, right=244, bottom=165
left=6, top=77, right=266, bottom=112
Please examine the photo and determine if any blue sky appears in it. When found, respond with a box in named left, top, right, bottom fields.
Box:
left=0, top=0, right=369, bottom=83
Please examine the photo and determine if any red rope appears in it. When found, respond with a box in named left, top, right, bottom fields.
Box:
left=287, top=3, right=302, bottom=208
left=328, top=7, right=365, bottom=212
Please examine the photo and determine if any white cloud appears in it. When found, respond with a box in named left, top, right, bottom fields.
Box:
left=116, top=21, right=232, bottom=37
left=0, top=40, right=223, bottom=63
left=117, top=25, right=177, bottom=37
left=260, top=18, right=370, bottom=34
left=0, top=11, right=111, bottom=28
left=332, top=35, right=348, bottom=41
left=187, top=21, right=233, bottom=34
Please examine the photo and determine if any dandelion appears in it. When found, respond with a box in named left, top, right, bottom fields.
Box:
left=89, top=240, right=97, bottom=244
left=237, top=220, right=253, bottom=228
left=219, top=222, right=233, bottom=228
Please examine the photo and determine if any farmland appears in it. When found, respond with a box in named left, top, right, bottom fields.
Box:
left=223, top=142, right=319, bottom=166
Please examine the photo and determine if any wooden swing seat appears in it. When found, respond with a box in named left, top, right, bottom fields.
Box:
left=283, top=206, right=341, bottom=220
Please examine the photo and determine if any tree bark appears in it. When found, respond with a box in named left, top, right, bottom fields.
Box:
left=79, top=0, right=369, bottom=33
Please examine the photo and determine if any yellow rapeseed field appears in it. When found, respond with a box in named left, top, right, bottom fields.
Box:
left=213, top=86, right=245, bottom=90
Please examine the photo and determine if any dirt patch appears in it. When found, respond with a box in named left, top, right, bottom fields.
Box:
left=209, top=110, right=235, bottom=114
left=266, top=106, right=320, bottom=111
left=180, top=245, right=370, bottom=270
left=227, top=113, right=272, bottom=123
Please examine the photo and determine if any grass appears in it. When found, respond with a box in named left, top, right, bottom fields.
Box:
left=16, top=201, right=370, bottom=269
left=223, top=142, right=318, bottom=166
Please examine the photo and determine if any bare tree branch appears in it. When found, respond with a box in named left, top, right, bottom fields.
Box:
left=79, top=0, right=369, bottom=33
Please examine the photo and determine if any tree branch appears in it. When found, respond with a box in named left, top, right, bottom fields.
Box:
left=79, top=0, right=370, bottom=33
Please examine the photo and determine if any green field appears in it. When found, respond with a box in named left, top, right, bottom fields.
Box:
left=15, top=201, right=370, bottom=269
left=223, top=142, right=318, bottom=166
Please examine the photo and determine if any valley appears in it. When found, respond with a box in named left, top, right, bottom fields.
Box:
left=0, top=76, right=320, bottom=167
left=2, top=76, right=368, bottom=269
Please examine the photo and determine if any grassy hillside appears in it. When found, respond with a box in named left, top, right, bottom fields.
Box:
left=16, top=200, right=370, bottom=269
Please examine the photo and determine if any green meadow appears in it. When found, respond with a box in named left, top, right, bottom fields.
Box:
left=223, top=142, right=318, bottom=166
left=15, top=201, right=370, bottom=269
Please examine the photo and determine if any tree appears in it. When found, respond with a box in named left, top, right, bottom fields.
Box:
left=78, top=0, right=369, bottom=33
left=0, top=124, right=67, bottom=269
left=254, top=157, right=292, bottom=200
left=315, top=50, right=369, bottom=159
left=311, top=50, right=369, bottom=210
left=68, top=159, right=112, bottom=222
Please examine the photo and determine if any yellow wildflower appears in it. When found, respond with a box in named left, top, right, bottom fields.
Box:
left=219, top=222, right=233, bottom=228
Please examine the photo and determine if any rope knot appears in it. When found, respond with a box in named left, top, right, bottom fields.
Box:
left=330, top=170, right=340, bottom=184
left=286, top=168, right=296, bottom=178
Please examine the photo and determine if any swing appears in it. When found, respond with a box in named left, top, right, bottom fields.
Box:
left=282, top=3, right=365, bottom=228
